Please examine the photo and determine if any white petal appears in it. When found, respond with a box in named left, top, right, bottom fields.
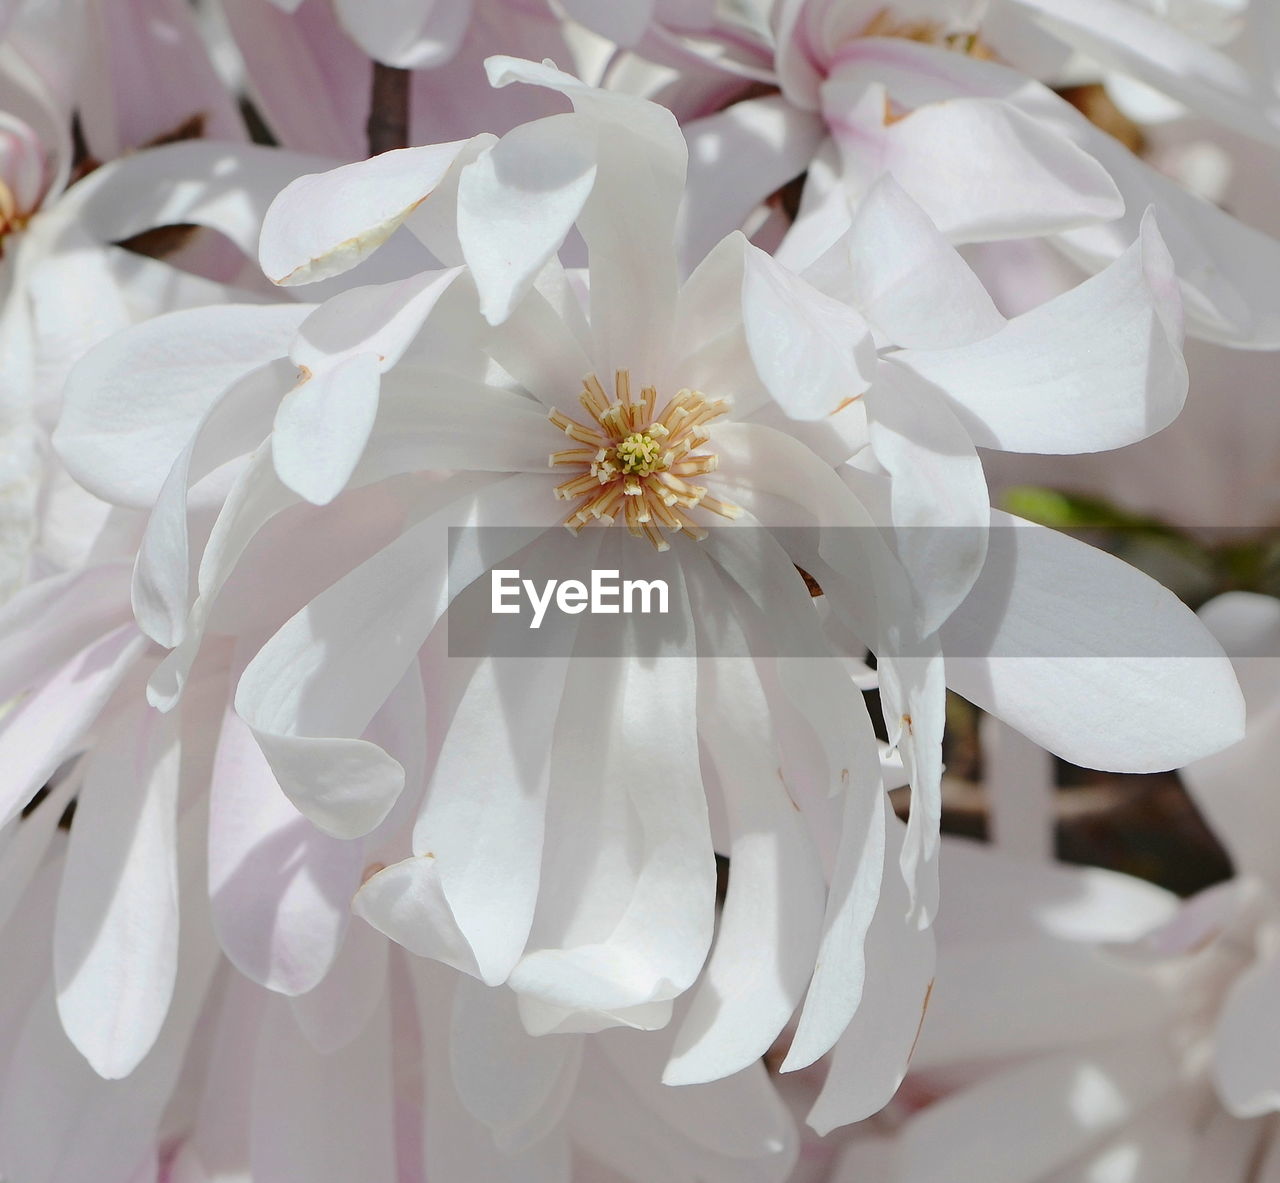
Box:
left=250, top=996, right=396, bottom=1183
left=941, top=511, right=1246, bottom=771
left=0, top=625, right=149, bottom=830
left=458, top=112, right=597, bottom=324
left=843, top=175, right=1006, bottom=348
left=742, top=239, right=875, bottom=420
left=804, top=808, right=936, bottom=1134
left=234, top=474, right=560, bottom=837
left=259, top=138, right=490, bottom=285
left=208, top=707, right=362, bottom=996
left=133, top=358, right=295, bottom=647
left=865, top=361, right=990, bottom=634
left=55, top=305, right=310, bottom=508
left=664, top=656, right=826, bottom=1085
left=822, top=81, right=1123, bottom=242
left=333, top=0, right=470, bottom=69
left=895, top=210, right=1186, bottom=453
left=54, top=701, right=181, bottom=1079
left=272, top=352, right=382, bottom=506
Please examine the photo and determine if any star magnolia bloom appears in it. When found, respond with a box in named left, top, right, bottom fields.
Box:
left=58, top=56, right=1245, bottom=1130
left=680, top=0, right=1280, bottom=349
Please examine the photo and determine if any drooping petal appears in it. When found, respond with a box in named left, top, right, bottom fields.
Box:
left=664, top=654, right=826, bottom=1085
left=133, top=358, right=295, bottom=648
left=208, top=707, right=363, bottom=996
left=54, top=700, right=181, bottom=1079
left=804, top=807, right=936, bottom=1135
left=235, top=475, right=560, bottom=837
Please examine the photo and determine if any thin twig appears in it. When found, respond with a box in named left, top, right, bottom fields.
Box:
left=366, top=62, right=412, bottom=156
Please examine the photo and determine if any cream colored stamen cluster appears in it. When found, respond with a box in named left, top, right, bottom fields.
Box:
left=0, top=181, right=30, bottom=254
left=548, top=369, right=741, bottom=551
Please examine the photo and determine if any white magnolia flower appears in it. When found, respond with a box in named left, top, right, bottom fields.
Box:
left=679, top=0, right=1280, bottom=348
left=52, top=57, right=1246, bottom=1135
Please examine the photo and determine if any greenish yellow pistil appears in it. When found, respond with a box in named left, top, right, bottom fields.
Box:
left=548, top=368, right=742, bottom=550
left=615, top=431, right=665, bottom=476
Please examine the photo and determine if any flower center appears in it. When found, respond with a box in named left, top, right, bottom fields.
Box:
left=548, top=369, right=741, bottom=551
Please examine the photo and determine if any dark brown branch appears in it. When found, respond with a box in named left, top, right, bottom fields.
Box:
left=366, top=63, right=412, bottom=156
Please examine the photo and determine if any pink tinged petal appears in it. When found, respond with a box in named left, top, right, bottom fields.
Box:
left=823, top=81, right=1123, bottom=243
left=678, top=95, right=826, bottom=266
left=1016, top=0, right=1280, bottom=146
left=133, top=358, right=297, bottom=648
left=458, top=112, right=597, bottom=324
left=0, top=563, right=132, bottom=705
left=56, top=304, right=311, bottom=509
left=259, top=138, right=491, bottom=286
left=590, top=1024, right=799, bottom=1176
left=220, top=0, right=369, bottom=159
left=208, top=708, right=363, bottom=996
left=0, top=624, right=149, bottom=830
left=981, top=715, right=1055, bottom=860
left=167, top=971, right=264, bottom=1182
left=805, top=807, right=936, bottom=1135
left=866, top=362, right=990, bottom=634
left=941, top=512, right=1246, bottom=772
left=1214, top=943, right=1280, bottom=1117
left=843, top=175, right=1006, bottom=348
left=289, top=919, right=388, bottom=1054
left=57, top=142, right=331, bottom=263
left=78, top=0, right=244, bottom=160
left=54, top=700, right=181, bottom=1079
left=741, top=239, right=875, bottom=420
left=1184, top=595, right=1280, bottom=891
left=0, top=813, right=220, bottom=1181
left=250, top=996, right=397, bottom=1183
left=484, top=56, right=687, bottom=382
left=0, top=111, right=49, bottom=215
left=409, top=961, right=573, bottom=1183
left=560, top=0, right=653, bottom=44
left=895, top=210, right=1187, bottom=454
left=333, top=0, right=471, bottom=69
left=409, top=653, right=571, bottom=985
left=0, top=771, right=77, bottom=937
left=449, top=977, right=581, bottom=1150
left=895, top=1039, right=1185, bottom=1181
left=235, top=474, right=560, bottom=837
left=664, top=657, right=826, bottom=1085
